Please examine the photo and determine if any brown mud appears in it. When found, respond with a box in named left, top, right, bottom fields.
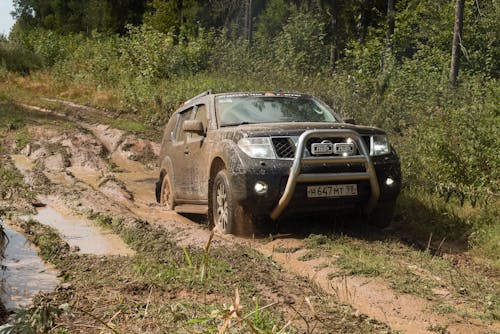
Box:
left=14, top=100, right=499, bottom=334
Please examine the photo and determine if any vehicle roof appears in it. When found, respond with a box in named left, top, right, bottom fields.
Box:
left=182, top=91, right=313, bottom=108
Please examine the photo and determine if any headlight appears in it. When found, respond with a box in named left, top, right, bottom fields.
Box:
left=370, top=135, right=390, bottom=156
left=238, top=137, right=276, bottom=159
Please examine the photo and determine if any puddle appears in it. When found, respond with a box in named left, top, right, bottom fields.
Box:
left=0, top=223, right=59, bottom=310
left=26, top=205, right=134, bottom=256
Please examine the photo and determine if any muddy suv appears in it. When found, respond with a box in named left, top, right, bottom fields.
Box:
left=157, top=91, right=401, bottom=235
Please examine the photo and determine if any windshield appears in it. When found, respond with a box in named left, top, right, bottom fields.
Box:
left=215, top=95, right=339, bottom=126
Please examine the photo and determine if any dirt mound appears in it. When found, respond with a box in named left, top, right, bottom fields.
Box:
left=63, top=133, right=108, bottom=171
left=89, top=124, right=124, bottom=152
left=98, top=175, right=134, bottom=202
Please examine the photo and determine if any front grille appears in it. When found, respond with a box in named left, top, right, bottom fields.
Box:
left=272, top=137, right=296, bottom=158
left=272, top=135, right=373, bottom=158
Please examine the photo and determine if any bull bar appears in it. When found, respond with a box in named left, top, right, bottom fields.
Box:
left=270, top=129, right=380, bottom=220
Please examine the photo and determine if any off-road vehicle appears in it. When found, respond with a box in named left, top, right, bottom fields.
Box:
left=156, top=91, right=401, bottom=235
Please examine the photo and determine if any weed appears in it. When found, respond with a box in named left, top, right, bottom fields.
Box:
left=429, top=303, right=456, bottom=315
left=298, top=251, right=320, bottom=262
left=0, top=298, right=68, bottom=334
left=273, top=246, right=301, bottom=254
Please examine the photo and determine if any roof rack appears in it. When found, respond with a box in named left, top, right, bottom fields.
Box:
left=184, top=90, right=212, bottom=105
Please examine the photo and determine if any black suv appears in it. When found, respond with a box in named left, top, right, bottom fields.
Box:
left=157, top=91, right=401, bottom=235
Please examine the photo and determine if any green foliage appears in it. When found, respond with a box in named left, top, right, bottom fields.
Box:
left=13, top=28, right=84, bottom=67
left=254, top=0, right=295, bottom=43
left=12, top=0, right=146, bottom=34
left=273, top=10, right=327, bottom=74
left=0, top=38, right=41, bottom=74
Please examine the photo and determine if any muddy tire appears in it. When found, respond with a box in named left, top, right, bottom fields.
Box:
left=368, top=201, right=396, bottom=229
left=160, top=174, right=174, bottom=210
left=211, top=169, right=235, bottom=234
left=210, top=169, right=257, bottom=236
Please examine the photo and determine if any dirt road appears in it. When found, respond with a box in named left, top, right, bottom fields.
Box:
left=12, top=100, right=499, bottom=334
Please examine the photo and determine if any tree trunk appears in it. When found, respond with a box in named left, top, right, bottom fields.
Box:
left=382, top=0, right=395, bottom=70
left=450, top=0, right=465, bottom=86
left=244, top=0, right=253, bottom=42
left=385, top=0, right=395, bottom=49
left=329, top=1, right=338, bottom=71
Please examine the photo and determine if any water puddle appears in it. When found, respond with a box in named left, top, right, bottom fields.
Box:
left=26, top=205, right=134, bottom=256
left=0, top=223, right=59, bottom=310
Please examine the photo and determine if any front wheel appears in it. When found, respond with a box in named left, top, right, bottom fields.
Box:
left=210, top=169, right=258, bottom=236
left=211, top=169, right=235, bottom=234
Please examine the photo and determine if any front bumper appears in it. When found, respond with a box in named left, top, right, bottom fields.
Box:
left=230, top=130, right=401, bottom=219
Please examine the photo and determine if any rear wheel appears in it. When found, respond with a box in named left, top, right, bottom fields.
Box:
left=160, top=174, right=174, bottom=210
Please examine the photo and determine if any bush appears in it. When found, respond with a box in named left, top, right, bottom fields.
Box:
left=0, top=38, right=42, bottom=75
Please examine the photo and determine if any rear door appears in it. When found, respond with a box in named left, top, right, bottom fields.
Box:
left=184, top=104, right=210, bottom=200
left=171, top=107, right=195, bottom=200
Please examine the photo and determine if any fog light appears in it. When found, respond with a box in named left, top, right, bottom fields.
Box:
left=385, top=177, right=395, bottom=186
left=254, top=181, right=268, bottom=195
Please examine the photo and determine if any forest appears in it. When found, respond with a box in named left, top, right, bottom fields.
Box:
left=1, top=0, right=499, bottom=270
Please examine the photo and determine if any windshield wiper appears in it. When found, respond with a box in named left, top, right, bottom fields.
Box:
left=220, top=121, right=255, bottom=127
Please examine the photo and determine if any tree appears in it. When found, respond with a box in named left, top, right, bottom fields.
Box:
left=450, top=0, right=464, bottom=86
left=12, top=0, right=147, bottom=34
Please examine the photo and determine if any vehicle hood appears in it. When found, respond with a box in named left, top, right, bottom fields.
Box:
left=218, top=122, right=385, bottom=137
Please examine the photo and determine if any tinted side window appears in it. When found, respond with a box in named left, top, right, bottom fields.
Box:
left=193, top=104, right=207, bottom=138
left=174, top=108, right=194, bottom=142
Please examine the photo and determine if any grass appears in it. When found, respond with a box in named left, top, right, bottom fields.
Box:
left=303, top=229, right=500, bottom=321
left=397, top=188, right=500, bottom=269
left=0, top=74, right=162, bottom=141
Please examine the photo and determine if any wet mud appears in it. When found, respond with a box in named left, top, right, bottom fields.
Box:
left=0, top=223, right=59, bottom=310
left=26, top=202, right=134, bottom=256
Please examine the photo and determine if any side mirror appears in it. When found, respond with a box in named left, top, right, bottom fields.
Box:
left=183, top=120, right=205, bottom=136
left=343, top=118, right=356, bottom=125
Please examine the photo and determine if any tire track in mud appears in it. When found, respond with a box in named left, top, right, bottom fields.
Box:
left=17, top=101, right=499, bottom=334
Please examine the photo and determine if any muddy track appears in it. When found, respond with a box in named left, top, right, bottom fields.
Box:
left=16, top=101, right=499, bottom=334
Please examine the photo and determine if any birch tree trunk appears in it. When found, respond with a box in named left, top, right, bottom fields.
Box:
left=450, top=0, right=465, bottom=86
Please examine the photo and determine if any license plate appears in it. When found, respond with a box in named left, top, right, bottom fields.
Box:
left=311, top=142, right=334, bottom=155
left=307, top=184, right=358, bottom=198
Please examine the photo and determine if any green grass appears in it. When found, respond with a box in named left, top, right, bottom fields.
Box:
left=109, top=118, right=149, bottom=134
left=303, top=232, right=500, bottom=320
left=397, top=189, right=500, bottom=269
